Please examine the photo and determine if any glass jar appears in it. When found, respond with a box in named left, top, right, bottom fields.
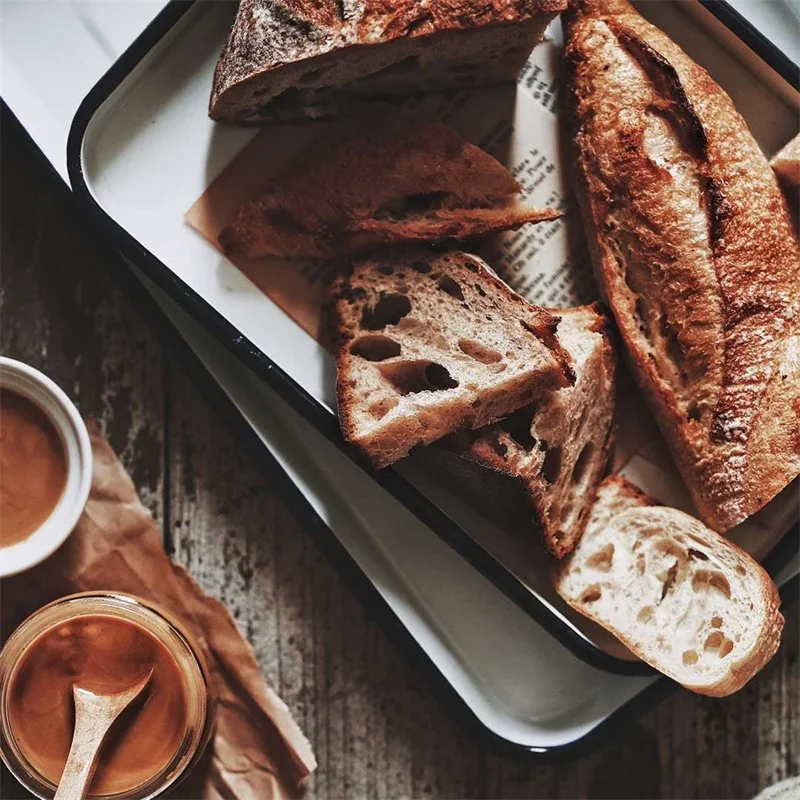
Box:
left=0, top=592, right=214, bottom=799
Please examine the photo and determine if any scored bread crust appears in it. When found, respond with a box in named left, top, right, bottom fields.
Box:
left=436, top=303, right=617, bottom=558
left=327, top=248, right=574, bottom=468
left=555, top=476, right=784, bottom=697
left=210, top=0, right=566, bottom=123
left=563, top=0, right=800, bottom=532
left=219, top=112, right=561, bottom=259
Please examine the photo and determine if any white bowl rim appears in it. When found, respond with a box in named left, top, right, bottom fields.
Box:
left=0, top=357, right=93, bottom=577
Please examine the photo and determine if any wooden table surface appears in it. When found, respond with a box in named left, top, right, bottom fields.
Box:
left=1, top=115, right=798, bottom=800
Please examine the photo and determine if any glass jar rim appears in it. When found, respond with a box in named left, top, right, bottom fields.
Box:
left=0, top=591, right=214, bottom=800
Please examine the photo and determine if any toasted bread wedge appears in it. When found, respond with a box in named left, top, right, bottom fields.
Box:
left=219, top=112, right=561, bottom=259
left=327, top=249, right=574, bottom=468
left=555, top=476, right=784, bottom=696
left=437, top=304, right=616, bottom=557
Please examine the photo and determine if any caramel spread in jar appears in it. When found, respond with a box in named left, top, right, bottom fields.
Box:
left=0, top=389, right=67, bottom=546
left=8, top=615, right=189, bottom=796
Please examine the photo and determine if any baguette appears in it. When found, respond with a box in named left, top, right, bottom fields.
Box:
left=219, top=112, right=561, bottom=259
left=437, top=304, right=616, bottom=557
left=327, top=248, right=574, bottom=468
left=555, top=476, right=784, bottom=696
left=210, top=0, right=566, bottom=123
left=564, top=0, right=800, bottom=531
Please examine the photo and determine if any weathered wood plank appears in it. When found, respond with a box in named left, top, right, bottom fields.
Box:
left=2, top=117, right=798, bottom=800
left=0, top=122, right=166, bottom=526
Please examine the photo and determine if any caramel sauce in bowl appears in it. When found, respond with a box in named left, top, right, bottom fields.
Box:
left=0, top=390, right=68, bottom=547
left=0, top=358, right=91, bottom=576
left=0, top=593, right=213, bottom=799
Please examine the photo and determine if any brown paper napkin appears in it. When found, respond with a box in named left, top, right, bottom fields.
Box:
left=0, top=422, right=316, bottom=799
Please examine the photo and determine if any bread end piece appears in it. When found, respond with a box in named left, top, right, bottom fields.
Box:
left=555, top=476, right=784, bottom=696
left=210, top=0, right=566, bottom=124
left=218, top=112, right=562, bottom=260
left=771, top=133, right=800, bottom=190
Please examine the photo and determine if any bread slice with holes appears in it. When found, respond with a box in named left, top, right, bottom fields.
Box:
left=219, top=112, right=561, bottom=259
left=555, top=476, right=784, bottom=696
left=327, top=248, right=575, bottom=468
left=436, top=304, right=616, bottom=557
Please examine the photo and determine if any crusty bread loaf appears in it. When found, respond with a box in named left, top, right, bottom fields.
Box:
left=436, top=304, right=616, bottom=557
left=564, top=0, right=800, bottom=532
left=327, top=248, right=574, bottom=468
left=210, top=0, right=566, bottom=123
left=555, top=476, right=784, bottom=696
left=219, top=112, right=561, bottom=259
left=771, top=133, right=800, bottom=191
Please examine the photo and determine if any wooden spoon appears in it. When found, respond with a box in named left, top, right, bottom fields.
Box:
left=53, top=670, right=153, bottom=800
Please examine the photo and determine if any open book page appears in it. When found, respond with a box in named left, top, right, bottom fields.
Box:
left=185, top=40, right=797, bottom=564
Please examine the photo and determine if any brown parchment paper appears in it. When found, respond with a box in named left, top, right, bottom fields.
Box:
left=185, top=122, right=341, bottom=341
left=0, top=422, right=316, bottom=800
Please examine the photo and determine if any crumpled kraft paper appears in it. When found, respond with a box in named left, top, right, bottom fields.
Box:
left=0, top=422, right=316, bottom=799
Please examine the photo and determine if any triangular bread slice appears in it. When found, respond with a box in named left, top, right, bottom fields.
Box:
left=555, top=476, right=784, bottom=696
left=437, top=304, right=616, bottom=558
left=219, top=112, right=561, bottom=259
left=327, top=248, right=574, bottom=468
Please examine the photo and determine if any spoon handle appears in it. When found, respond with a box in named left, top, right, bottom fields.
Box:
left=53, top=690, right=113, bottom=800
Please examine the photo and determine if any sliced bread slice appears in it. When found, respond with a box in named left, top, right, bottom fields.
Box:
left=327, top=248, right=574, bottom=468
left=438, top=304, right=616, bottom=557
left=219, top=112, right=561, bottom=259
left=555, top=476, right=784, bottom=696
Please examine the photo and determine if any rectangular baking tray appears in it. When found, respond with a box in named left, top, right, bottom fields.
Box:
left=2, top=104, right=670, bottom=761
left=66, top=0, right=800, bottom=675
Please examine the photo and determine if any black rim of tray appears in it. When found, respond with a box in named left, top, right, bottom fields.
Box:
left=65, top=0, right=799, bottom=680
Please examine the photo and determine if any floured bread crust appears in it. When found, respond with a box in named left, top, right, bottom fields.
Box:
left=564, top=0, right=800, bottom=531
left=210, top=0, right=565, bottom=122
left=327, top=248, right=574, bottom=468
